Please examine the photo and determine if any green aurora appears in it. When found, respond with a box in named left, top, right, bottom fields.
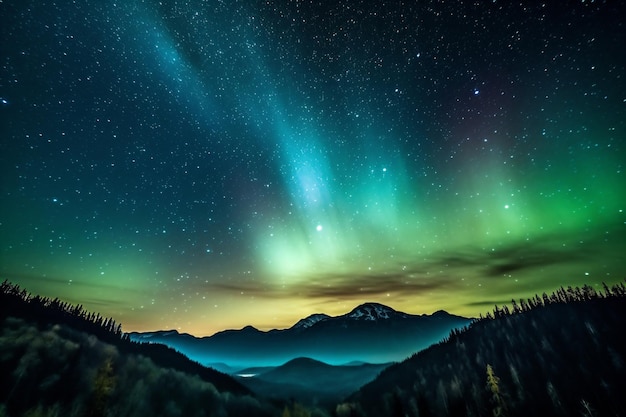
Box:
left=1, top=0, right=624, bottom=335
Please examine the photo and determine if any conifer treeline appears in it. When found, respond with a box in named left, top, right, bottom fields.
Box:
left=0, top=279, right=126, bottom=343
left=349, top=280, right=626, bottom=417
left=0, top=279, right=251, bottom=396
left=440, top=279, right=626, bottom=346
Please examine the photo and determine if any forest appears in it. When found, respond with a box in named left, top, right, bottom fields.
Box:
left=1, top=279, right=625, bottom=416
left=0, top=280, right=329, bottom=417
left=341, top=281, right=626, bottom=417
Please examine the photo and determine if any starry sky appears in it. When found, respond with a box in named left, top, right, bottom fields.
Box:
left=1, top=0, right=625, bottom=336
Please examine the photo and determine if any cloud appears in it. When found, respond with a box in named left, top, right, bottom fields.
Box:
left=209, top=220, right=625, bottom=307
left=296, top=272, right=458, bottom=299
left=1, top=272, right=144, bottom=307
left=210, top=268, right=460, bottom=302
left=428, top=227, right=602, bottom=279
left=463, top=299, right=515, bottom=308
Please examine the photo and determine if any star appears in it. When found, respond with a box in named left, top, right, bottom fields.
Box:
left=0, top=0, right=623, bottom=336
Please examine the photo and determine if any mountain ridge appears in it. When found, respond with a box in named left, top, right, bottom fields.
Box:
left=291, top=313, right=332, bottom=330
left=129, top=302, right=471, bottom=367
left=342, top=286, right=626, bottom=417
left=133, top=302, right=467, bottom=337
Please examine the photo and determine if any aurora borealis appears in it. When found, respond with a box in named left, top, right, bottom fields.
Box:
left=1, top=0, right=624, bottom=336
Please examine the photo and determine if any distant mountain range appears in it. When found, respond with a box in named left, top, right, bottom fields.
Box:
left=129, top=302, right=471, bottom=368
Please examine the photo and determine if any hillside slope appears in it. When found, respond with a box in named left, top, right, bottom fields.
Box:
left=0, top=281, right=278, bottom=417
left=341, top=285, right=626, bottom=417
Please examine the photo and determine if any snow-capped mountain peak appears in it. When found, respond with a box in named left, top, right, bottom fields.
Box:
left=346, top=302, right=407, bottom=321
left=291, top=313, right=331, bottom=329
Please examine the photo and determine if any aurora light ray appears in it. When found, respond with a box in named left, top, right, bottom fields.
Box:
left=0, top=0, right=624, bottom=335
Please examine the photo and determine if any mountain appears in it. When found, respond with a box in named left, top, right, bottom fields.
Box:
left=345, top=303, right=407, bottom=320
left=129, top=302, right=471, bottom=368
left=291, top=313, right=331, bottom=329
left=235, top=357, right=391, bottom=408
left=340, top=284, right=626, bottom=417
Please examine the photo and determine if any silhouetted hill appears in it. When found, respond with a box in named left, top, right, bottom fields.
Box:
left=339, top=282, right=626, bottom=417
left=267, top=357, right=334, bottom=374
left=130, top=302, right=471, bottom=367
left=236, top=357, right=391, bottom=408
left=0, top=280, right=282, bottom=417
left=261, top=357, right=390, bottom=390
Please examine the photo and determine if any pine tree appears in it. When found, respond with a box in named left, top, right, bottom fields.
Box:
left=87, top=357, right=116, bottom=417
left=486, top=364, right=507, bottom=417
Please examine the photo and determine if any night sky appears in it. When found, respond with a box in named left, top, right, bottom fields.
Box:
left=1, top=1, right=625, bottom=336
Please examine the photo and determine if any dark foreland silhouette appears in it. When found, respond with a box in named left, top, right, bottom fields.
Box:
left=2, top=279, right=625, bottom=417
left=338, top=282, right=626, bottom=417
left=0, top=280, right=283, bottom=417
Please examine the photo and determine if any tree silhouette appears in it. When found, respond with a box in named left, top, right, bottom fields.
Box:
left=486, top=364, right=507, bottom=417
left=86, top=357, right=116, bottom=417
